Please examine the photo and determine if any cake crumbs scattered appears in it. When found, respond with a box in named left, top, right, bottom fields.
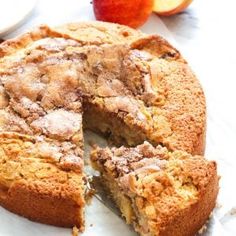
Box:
left=72, top=226, right=79, bottom=236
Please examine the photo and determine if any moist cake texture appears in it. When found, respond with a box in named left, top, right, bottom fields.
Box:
left=91, top=142, right=219, bottom=236
left=0, top=21, right=210, bottom=232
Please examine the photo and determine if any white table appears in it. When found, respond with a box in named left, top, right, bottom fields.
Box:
left=2, top=0, right=236, bottom=235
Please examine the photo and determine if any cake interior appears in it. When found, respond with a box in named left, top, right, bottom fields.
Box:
left=83, top=102, right=148, bottom=147
left=91, top=161, right=135, bottom=224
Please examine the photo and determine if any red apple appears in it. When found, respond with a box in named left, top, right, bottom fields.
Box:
left=153, top=0, right=193, bottom=16
left=93, top=0, right=154, bottom=28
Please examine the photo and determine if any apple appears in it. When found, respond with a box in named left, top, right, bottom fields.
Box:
left=93, top=0, right=154, bottom=28
left=153, top=0, right=193, bottom=16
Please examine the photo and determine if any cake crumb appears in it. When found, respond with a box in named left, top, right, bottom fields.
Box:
left=198, top=224, right=207, bottom=234
left=72, top=226, right=79, bottom=236
left=230, top=207, right=236, bottom=215
left=85, top=176, right=96, bottom=204
left=85, top=188, right=96, bottom=204
left=90, top=223, right=93, bottom=227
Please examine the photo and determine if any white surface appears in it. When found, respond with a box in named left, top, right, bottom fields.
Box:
left=1, top=0, right=236, bottom=235
left=0, top=0, right=36, bottom=36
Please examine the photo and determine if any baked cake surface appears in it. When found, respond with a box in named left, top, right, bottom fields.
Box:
left=0, top=22, right=206, bottom=155
left=0, top=21, right=209, bottom=231
left=91, top=142, right=219, bottom=236
left=55, top=22, right=206, bottom=155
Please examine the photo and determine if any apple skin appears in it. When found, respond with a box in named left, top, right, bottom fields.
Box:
left=93, top=0, right=154, bottom=28
left=154, top=0, right=193, bottom=16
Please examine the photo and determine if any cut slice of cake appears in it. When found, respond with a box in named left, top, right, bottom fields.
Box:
left=0, top=132, right=85, bottom=229
left=90, top=142, right=219, bottom=236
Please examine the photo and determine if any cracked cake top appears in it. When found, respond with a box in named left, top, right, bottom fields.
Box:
left=0, top=22, right=205, bottom=155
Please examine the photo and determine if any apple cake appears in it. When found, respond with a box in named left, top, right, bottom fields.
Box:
left=90, top=142, right=219, bottom=236
left=0, top=21, right=214, bottom=233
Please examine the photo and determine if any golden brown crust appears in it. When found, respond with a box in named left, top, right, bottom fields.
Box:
left=0, top=25, right=59, bottom=57
left=129, top=34, right=205, bottom=154
left=130, top=35, right=186, bottom=63
left=158, top=166, right=218, bottom=236
left=91, top=142, right=219, bottom=236
left=154, top=60, right=206, bottom=155
left=0, top=132, right=85, bottom=229
left=54, top=21, right=145, bottom=45
left=1, top=179, right=84, bottom=228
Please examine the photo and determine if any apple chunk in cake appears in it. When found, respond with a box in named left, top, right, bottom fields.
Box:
left=90, top=142, right=219, bottom=236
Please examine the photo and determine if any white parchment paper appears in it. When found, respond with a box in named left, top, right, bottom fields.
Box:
left=1, top=0, right=236, bottom=235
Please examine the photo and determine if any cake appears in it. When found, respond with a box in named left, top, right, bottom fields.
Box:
left=0, top=132, right=85, bottom=228
left=90, top=142, right=219, bottom=236
left=0, top=21, right=214, bottom=233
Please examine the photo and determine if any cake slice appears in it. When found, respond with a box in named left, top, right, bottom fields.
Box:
left=0, top=132, right=85, bottom=229
left=90, top=142, right=219, bottom=236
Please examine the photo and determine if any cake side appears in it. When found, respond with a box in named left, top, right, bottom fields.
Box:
left=90, top=142, right=218, bottom=236
left=0, top=132, right=85, bottom=228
